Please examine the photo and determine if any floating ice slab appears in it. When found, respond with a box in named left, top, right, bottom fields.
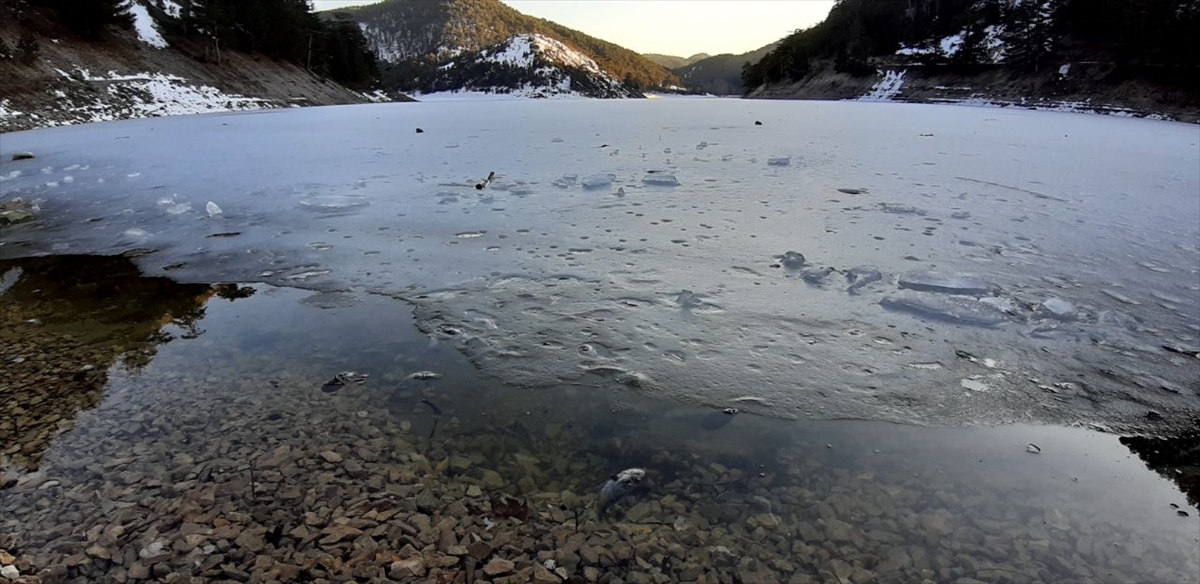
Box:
left=898, top=271, right=993, bottom=296
left=580, top=173, right=612, bottom=189
left=642, top=173, right=680, bottom=186
left=1039, top=298, right=1077, bottom=320
left=881, top=293, right=1009, bottom=327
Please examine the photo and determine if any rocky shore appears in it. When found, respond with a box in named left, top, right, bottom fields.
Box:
left=2, top=358, right=1196, bottom=584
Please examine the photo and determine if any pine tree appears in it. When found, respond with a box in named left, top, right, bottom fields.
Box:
left=16, top=29, right=38, bottom=64
left=999, top=0, right=1060, bottom=70
left=28, top=0, right=133, bottom=39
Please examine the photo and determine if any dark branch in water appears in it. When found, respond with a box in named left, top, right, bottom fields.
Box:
left=421, top=398, right=443, bottom=416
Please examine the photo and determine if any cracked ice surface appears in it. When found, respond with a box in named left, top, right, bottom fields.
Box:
left=1, top=99, right=1197, bottom=429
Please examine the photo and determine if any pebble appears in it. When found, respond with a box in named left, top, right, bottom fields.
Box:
left=484, top=557, right=515, bottom=575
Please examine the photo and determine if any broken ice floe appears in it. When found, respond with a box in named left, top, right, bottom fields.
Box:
left=642, top=173, right=680, bottom=187
left=881, top=293, right=1010, bottom=327
left=299, top=195, right=370, bottom=211
left=898, top=271, right=993, bottom=296
left=581, top=174, right=613, bottom=189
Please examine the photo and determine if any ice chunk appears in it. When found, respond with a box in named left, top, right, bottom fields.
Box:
left=299, top=195, right=370, bottom=210
left=205, top=201, right=223, bottom=216
left=767, top=157, right=790, bottom=167
left=846, top=266, right=882, bottom=294
left=879, top=203, right=925, bottom=215
left=801, top=266, right=834, bottom=284
left=0, top=267, right=21, bottom=296
left=778, top=251, right=806, bottom=269
left=950, top=211, right=971, bottom=219
left=1039, top=298, right=1076, bottom=320
left=880, top=293, right=1009, bottom=327
left=898, top=271, right=992, bottom=296
left=675, top=289, right=701, bottom=308
left=978, top=296, right=1019, bottom=315
left=642, top=173, right=680, bottom=187
left=580, top=173, right=612, bottom=189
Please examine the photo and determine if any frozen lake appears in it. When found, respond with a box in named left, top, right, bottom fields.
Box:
left=2, top=99, right=1196, bottom=430
left=1, top=100, right=1199, bottom=582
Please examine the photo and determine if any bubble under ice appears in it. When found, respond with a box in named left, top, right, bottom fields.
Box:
left=1, top=99, right=1197, bottom=431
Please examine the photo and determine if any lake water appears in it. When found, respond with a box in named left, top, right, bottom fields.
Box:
left=1, top=100, right=1198, bottom=582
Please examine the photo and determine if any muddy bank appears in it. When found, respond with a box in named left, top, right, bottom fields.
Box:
left=747, top=62, right=1200, bottom=123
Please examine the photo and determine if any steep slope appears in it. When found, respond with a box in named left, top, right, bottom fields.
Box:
left=419, top=34, right=637, bottom=98
left=336, top=0, right=679, bottom=97
left=0, top=0, right=392, bottom=132
left=742, top=0, right=1199, bottom=120
left=673, top=43, right=777, bottom=96
left=643, top=53, right=710, bottom=70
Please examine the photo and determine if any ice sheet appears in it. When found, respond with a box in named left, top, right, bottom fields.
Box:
left=1, top=99, right=1197, bottom=429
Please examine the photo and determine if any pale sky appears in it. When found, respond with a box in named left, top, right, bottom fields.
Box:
left=311, top=0, right=834, bottom=57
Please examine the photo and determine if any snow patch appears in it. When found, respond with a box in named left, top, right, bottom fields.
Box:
left=129, top=3, right=169, bottom=49
left=859, top=70, right=906, bottom=101
left=160, top=0, right=182, bottom=18
left=1058, top=63, right=1071, bottom=77
left=414, top=89, right=590, bottom=101
left=0, top=99, right=20, bottom=121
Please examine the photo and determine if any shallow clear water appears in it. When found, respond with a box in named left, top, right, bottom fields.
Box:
left=0, top=254, right=1197, bottom=583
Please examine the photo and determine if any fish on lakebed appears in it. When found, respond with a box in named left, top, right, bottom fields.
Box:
left=598, top=468, right=647, bottom=516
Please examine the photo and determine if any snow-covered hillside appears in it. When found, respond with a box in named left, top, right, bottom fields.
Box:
left=0, top=1, right=377, bottom=131
left=414, top=34, right=639, bottom=99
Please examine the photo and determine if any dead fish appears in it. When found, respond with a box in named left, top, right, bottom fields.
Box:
left=406, top=371, right=443, bottom=381
left=321, top=371, right=368, bottom=394
left=598, top=468, right=646, bottom=515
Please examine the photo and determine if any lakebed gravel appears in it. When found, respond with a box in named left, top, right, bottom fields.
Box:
left=2, top=363, right=1197, bottom=584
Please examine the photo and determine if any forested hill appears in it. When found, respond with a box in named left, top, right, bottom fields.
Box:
left=741, top=0, right=1199, bottom=119
left=673, top=43, right=777, bottom=96
left=0, top=0, right=387, bottom=131
left=336, top=0, right=680, bottom=94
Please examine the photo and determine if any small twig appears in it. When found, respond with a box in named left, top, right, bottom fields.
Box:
left=247, top=459, right=257, bottom=501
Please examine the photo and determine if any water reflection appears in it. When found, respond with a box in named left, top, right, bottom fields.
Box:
left=0, top=256, right=1196, bottom=583
left=0, top=255, right=249, bottom=474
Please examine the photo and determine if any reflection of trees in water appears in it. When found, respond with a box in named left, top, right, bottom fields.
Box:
left=1120, top=430, right=1200, bottom=508
left=0, top=255, right=252, bottom=475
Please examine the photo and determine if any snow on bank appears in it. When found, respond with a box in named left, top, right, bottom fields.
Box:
left=858, top=70, right=906, bottom=101
left=129, top=3, right=169, bottom=49
left=2, top=70, right=273, bottom=131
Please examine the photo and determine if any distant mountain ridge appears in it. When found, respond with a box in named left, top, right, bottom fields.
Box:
left=335, top=0, right=679, bottom=98
left=672, top=43, right=778, bottom=96
left=643, top=53, right=710, bottom=70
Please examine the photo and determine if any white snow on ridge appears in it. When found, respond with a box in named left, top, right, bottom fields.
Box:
left=129, top=3, right=169, bottom=49
left=859, top=70, right=906, bottom=101
left=414, top=88, right=591, bottom=101
left=481, top=34, right=605, bottom=76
